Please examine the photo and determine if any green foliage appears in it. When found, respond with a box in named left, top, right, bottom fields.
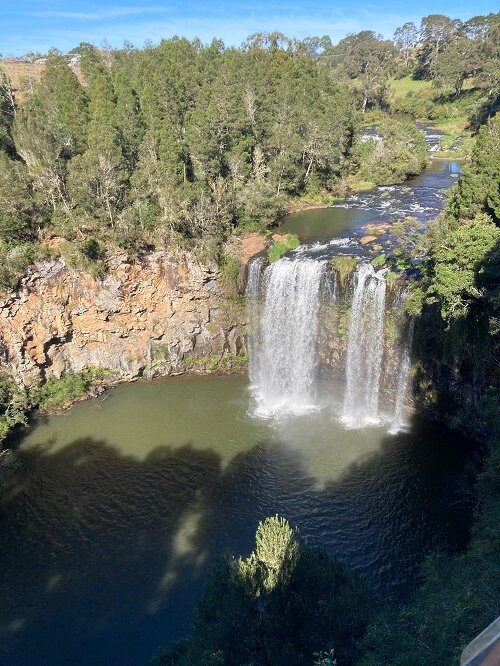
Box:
left=220, top=352, right=248, bottom=371
left=220, top=256, right=241, bottom=296
left=32, top=372, right=92, bottom=411
left=320, top=31, right=396, bottom=112
left=314, top=649, right=337, bottom=666
left=268, top=234, right=300, bottom=262
left=384, top=270, right=400, bottom=293
left=355, top=121, right=428, bottom=186
left=60, top=240, right=107, bottom=279
left=250, top=515, right=300, bottom=592
left=238, top=180, right=284, bottom=231
left=184, top=351, right=248, bottom=373
left=0, top=35, right=363, bottom=269
left=447, top=115, right=500, bottom=223
left=0, top=373, right=29, bottom=441
left=0, top=150, right=41, bottom=246
left=387, top=217, right=423, bottom=271
left=150, top=342, right=170, bottom=362
left=350, top=178, right=376, bottom=192
left=0, top=67, right=15, bottom=154
left=0, top=241, right=53, bottom=292
left=81, top=237, right=106, bottom=261
left=392, top=217, right=422, bottom=259
left=364, top=226, right=384, bottom=237
left=0, top=368, right=114, bottom=442
left=431, top=37, right=477, bottom=97
left=330, top=256, right=359, bottom=286
left=31, top=367, right=112, bottom=411
left=41, top=50, right=89, bottom=155
left=370, top=253, right=386, bottom=267
left=428, top=213, right=499, bottom=319
left=184, top=353, right=221, bottom=372
left=155, top=516, right=375, bottom=666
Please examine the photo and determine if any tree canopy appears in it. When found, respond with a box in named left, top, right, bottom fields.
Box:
left=153, top=516, right=375, bottom=666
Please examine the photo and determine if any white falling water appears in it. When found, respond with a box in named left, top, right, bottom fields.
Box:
left=246, top=256, right=264, bottom=388
left=248, top=257, right=326, bottom=418
left=389, top=318, right=415, bottom=434
left=341, top=262, right=387, bottom=428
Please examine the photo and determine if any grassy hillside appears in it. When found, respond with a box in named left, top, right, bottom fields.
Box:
left=0, top=59, right=43, bottom=100
left=387, top=76, right=485, bottom=158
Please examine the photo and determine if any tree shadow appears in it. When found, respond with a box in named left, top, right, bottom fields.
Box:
left=411, top=234, right=499, bottom=440
left=0, top=437, right=224, bottom=666
left=0, top=412, right=478, bottom=666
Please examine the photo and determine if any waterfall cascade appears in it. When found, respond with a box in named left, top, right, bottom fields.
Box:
left=341, top=263, right=387, bottom=428
left=246, top=256, right=264, bottom=386
left=246, top=254, right=413, bottom=431
left=247, top=257, right=326, bottom=418
left=389, top=318, right=415, bottom=434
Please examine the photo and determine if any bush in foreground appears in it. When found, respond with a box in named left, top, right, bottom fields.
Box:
left=153, top=516, right=375, bottom=666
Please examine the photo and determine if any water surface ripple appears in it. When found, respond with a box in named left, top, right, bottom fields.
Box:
left=0, top=376, right=475, bottom=666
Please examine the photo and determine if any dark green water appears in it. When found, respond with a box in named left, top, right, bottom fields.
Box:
left=279, top=205, right=375, bottom=239
left=0, top=375, right=475, bottom=666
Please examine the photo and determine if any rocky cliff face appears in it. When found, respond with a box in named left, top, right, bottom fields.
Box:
left=0, top=250, right=248, bottom=387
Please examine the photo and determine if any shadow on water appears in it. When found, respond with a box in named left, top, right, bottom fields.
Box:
left=0, top=412, right=477, bottom=666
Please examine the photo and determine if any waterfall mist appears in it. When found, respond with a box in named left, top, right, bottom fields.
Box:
left=247, top=257, right=326, bottom=418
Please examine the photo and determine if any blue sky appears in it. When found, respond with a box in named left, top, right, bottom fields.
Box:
left=1, top=1, right=498, bottom=56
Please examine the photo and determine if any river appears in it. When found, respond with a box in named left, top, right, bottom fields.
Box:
left=0, top=145, right=473, bottom=666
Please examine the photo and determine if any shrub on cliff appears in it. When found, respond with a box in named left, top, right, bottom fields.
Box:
left=0, top=373, right=29, bottom=442
left=0, top=368, right=114, bottom=443
left=268, top=234, right=300, bottom=262
left=32, top=372, right=93, bottom=411
left=330, top=255, right=359, bottom=286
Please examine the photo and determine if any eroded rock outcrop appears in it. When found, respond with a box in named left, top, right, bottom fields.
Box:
left=0, top=250, right=248, bottom=387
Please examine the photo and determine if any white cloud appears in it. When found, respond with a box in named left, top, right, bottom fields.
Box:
left=26, top=5, right=172, bottom=22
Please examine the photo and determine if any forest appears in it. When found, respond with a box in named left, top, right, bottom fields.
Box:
left=0, top=12, right=498, bottom=291
left=0, top=10, right=499, bottom=666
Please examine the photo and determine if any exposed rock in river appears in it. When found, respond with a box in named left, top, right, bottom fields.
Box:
left=0, top=250, right=248, bottom=387
left=360, top=235, right=378, bottom=245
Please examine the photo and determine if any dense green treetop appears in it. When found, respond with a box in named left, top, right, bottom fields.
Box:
left=153, top=516, right=375, bottom=666
left=0, top=36, right=362, bottom=270
left=0, top=14, right=497, bottom=289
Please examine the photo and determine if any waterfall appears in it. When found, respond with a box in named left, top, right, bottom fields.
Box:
left=247, top=257, right=326, bottom=418
left=389, top=318, right=415, bottom=434
left=246, top=257, right=264, bottom=387
left=341, top=263, right=387, bottom=428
